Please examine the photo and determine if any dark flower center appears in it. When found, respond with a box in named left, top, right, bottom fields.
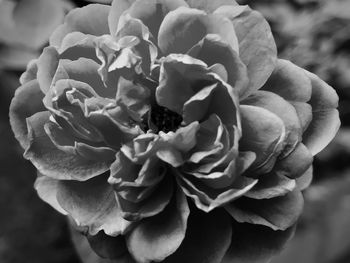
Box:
left=141, top=104, right=183, bottom=133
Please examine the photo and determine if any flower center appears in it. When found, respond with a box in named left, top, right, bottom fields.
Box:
left=141, top=104, right=183, bottom=133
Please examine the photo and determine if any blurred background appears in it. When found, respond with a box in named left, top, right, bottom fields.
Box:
left=0, top=0, right=349, bottom=262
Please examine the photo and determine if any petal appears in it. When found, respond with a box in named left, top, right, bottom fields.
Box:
left=23, top=111, right=111, bottom=181
left=108, top=0, right=136, bottom=36
left=274, top=143, right=313, bottom=179
left=222, top=223, right=296, bottom=263
left=158, top=7, right=239, bottom=55
left=50, top=4, right=110, bottom=48
left=37, top=46, right=59, bottom=93
left=34, top=174, right=68, bottom=215
left=0, top=0, right=71, bottom=49
left=226, top=190, right=304, bottom=231
left=163, top=208, right=232, bottom=263
left=242, top=90, right=302, bottom=158
left=302, top=71, right=340, bottom=155
left=87, top=231, right=131, bottom=260
left=244, top=173, right=296, bottom=199
left=262, top=59, right=312, bottom=103
left=188, top=34, right=248, bottom=94
left=9, top=80, right=45, bottom=149
left=126, top=187, right=189, bottom=263
left=185, top=0, right=238, bottom=13
left=215, top=5, right=277, bottom=98
left=296, top=166, right=313, bottom=191
left=239, top=105, right=286, bottom=174
left=19, top=59, right=38, bottom=85
left=57, top=174, right=132, bottom=236
left=125, top=0, right=188, bottom=40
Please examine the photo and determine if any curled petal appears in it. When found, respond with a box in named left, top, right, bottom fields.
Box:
left=23, top=111, right=110, bottom=181
left=222, top=223, right=296, bottom=263
left=239, top=105, right=286, bottom=174
left=57, top=174, right=132, bottom=236
left=296, top=166, right=313, bottom=191
left=302, top=71, right=340, bottom=155
left=163, top=208, right=232, bottom=263
left=226, top=190, right=304, bottom=231
left=9, top=80, right=45, bottom=149
left=185, top=0, right=238, bottom=13
left=158, top=7, right=239, bottom=55
left=215, top=5, right=277, bottom=98
left=126, top=187, right=189, bottom=263
left=50, top=4, right=110, bottom=48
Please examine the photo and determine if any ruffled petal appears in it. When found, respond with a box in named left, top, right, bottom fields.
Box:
left=221, top=223, right=296, bottom=263
left=226, top=190, right=304, bottom=231
left=163, top=208, right=232, bottom=263
left=23, top=111, right=111, bottom=181
left=185, top=0, right=238, bottom=13
left=57, top=174, right=132, bottom=236
left=125, top=0, right=188, bottom=40
left=19, top=59, right=38, bottom=85
left=158, top=7, right=239, bottom=55
left=215, top=5, right=277, bottom=98
left=302, top=71, right=340, bottom=155
left=9, top=80, right=45, bottom=149
left=188, top=34, right=248, bottom=94
left=239, top=105, right=286, bottom=174
left=50, top=4, right=110, bottom=48
left=126, top=187, right=189, bottom=263
left=296, top=166, right=313, bottom=191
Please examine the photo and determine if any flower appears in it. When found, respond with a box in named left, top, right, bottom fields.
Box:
left=9, top=0, right=340, bottom=262
left=0, top=0, right=73, bottom=70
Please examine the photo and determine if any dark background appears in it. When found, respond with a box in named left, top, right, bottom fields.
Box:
left=0, top=0, right=350, bottom=262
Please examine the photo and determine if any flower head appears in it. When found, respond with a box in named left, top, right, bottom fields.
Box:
left=10, top=0, right=340, bottom=262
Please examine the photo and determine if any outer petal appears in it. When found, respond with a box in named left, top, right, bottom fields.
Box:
left=9, top=80, right=45, bottom=149
left=215, top=5, right=277, bottom=98
left=36, top=46, right=59, bottom=93
left=57, top=174, right=132, bottom=236
left=50, top=4, right=110, bottom=48
left=239, top=105, right=286, bottom=174
left=221, top=223, right=296, bottom=263
left=23, top=111, right=110, bottom=181
left=242, top=90, right=302, bottom=158
left=125, top=0, right=188, bottom=40
left=19, top=59, right=38, bottom=85
left=244, top=173, right=296, bottom=200
left=302, top=71, right=340, bottom=155
left=163, top=208, right=232, bottom=263
left=34, top=174, right=68, bottom=215
left=226, top=190, right=304, bottom=231
left=158, top=7, right=239, bottom=55
left=126, top=187, right=189, bottom=263
left=185, top=0, right=238, bottom=13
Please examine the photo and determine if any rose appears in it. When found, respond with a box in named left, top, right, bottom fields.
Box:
left=0, top=0, right=73, bottom=69
left=10, top=0, right=340, bottom=262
